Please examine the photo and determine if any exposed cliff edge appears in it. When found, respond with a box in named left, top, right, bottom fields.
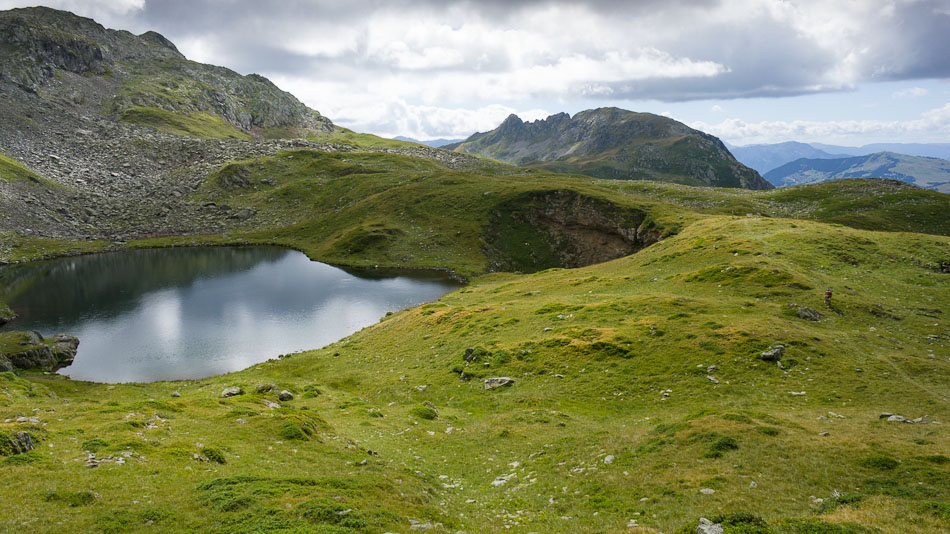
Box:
left=485, top=190, right=663, bottom=273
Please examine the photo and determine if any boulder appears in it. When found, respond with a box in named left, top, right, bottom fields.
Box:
left=759, top=344, right=785, bottom=361
left=11, top=431, right=35, bottom=454
left=220, top=386, right=244, bottom=398
left=696, top=517, right=723, bottom=534
left=484, top=377, right=515, bottom=390
left=278, top=390, right=294, bottom=401
left=797, top=307, right=823, bottom=321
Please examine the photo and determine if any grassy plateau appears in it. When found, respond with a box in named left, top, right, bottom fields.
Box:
left=0, top=149, right=948, bottom=534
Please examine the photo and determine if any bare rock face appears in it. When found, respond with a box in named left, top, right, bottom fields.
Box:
left=486, top=190, right=662, bottom=273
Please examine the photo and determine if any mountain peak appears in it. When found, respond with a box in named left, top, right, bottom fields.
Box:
left=451, top=107, right=771, bottom=189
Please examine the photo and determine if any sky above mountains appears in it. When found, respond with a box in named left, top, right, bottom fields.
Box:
left=3, top=0, right=950, bottom=146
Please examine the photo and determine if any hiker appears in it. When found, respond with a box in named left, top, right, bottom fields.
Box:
left=824, top=288, right=832, bottom=307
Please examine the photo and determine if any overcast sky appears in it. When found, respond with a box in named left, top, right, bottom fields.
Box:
left=4, top=0, right=950, bottom=145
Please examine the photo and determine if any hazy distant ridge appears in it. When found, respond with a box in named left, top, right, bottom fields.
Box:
left=763, top=151, right=950, bottom=193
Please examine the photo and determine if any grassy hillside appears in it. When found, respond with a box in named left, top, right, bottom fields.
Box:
left=0, top=153, right=58, bottom=187
left=119, top=106, right=253, bottom=140
left=0, top=214, right=947, bottom=533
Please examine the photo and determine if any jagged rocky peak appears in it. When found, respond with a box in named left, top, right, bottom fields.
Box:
left=0, top=6, right=332, bottom=136
left=450, top=107, right=772, bottom=190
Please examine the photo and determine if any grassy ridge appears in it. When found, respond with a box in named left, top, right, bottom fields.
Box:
left=119, top=106, right=253, bottom=140
left=0, top=214, right=947, bottom=533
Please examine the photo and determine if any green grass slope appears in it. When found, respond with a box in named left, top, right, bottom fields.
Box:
left=119, top=106, right=252, bottom=140
left=0, top=153, right=58, bottom=187
left=0, top=215, right=947, bottom=533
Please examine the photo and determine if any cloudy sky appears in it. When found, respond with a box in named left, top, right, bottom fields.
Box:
left=4, top=0, right=950, bottom=146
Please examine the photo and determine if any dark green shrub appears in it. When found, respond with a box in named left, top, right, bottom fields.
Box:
left=201, top=447, right=226, bottom=464
left=409, top=405, right=437, bottom=420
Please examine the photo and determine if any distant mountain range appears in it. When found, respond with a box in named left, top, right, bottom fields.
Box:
left=393, top=136, right=464, bottom=148
left=446, top=108, right=772, bottom=190
left=730, top=141, right=950, bottom=174
left=764, top=151, right=950, bottom=193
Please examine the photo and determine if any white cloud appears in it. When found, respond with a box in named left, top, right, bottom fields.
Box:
left=710, top=105, right=724, bottom=112
left=892, top=87, right=929, bottom=99
left=691, top=103, right=950, bottom=145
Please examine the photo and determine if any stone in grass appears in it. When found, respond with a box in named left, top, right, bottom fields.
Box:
left=484, top=377, right=515, bottom=390
left=220, top=386, right=244, bottom=398
left=170, top=391, right=181, bottom=398
left=696, top=517, right=723, bottom=534
left=256, top=383, right=277, bottom=394
left=278, top=390, right=294, bottom=402
left=759, top=344, right=785, bottom=361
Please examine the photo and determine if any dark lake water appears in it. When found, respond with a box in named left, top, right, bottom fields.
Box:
left=0, top=247, right=459, bottom=383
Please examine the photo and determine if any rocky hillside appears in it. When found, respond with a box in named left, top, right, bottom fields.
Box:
left=0, top=7, right=493, bottom=244
left=0, top=6, right=331, bottom=136
left=764, top=151, right=950, bottom=192
left=446, top=107, right=772, bottom=190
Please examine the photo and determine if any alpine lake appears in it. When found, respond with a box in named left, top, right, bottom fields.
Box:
left=0, top=247, right=460, bottom=382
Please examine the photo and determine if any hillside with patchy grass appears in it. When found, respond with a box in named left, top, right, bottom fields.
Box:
left=1, top=213, right=947, bottom=533
left=0, top=7, right=948, bottom=534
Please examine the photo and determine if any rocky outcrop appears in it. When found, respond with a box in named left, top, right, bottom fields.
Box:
left=0, top=304, right=15, bottom=326
left=0, top=330, right=78, bottom=371
left=484, top=377, right=515, bottom=390
left=448, top=107, right=772, bottom=190
left=485, top=190, right=662, bottom=272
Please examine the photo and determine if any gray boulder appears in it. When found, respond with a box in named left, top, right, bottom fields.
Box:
left=484, top=377, right=515, bottom=390
left=220, top=386, right=244, bottom=398
left=797, top=307, right=823, bottom=321
left=759, top=344, right=786, bottom=361
left=696, top=518, right=723, bottom=534
left=278, top=390, right=294, bottom=401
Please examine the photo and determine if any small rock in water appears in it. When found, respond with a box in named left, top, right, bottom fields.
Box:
left=220, top=386, right=244, bottom=398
